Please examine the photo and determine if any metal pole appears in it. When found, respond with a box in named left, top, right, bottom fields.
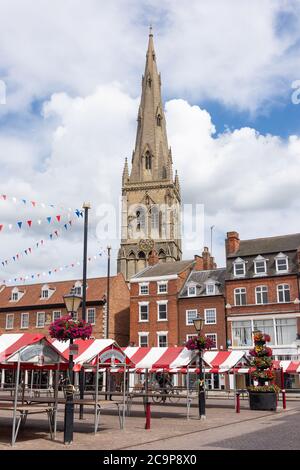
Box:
left=12, top=356, right=21, bottom=446
left=198, top=350, right=206, bottom=419
left=210, top=225, right=215, bottom=256
left=64, top=337, right=74, bottom=444
left=104, top=246, right=111, bottom=400
left=79, top=202, right=90, bottom=419
left=106, top=246, right=111, bottom=339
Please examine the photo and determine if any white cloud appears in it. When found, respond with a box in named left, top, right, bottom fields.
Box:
left=1, top=1, right=300, bottom=282
left=165, top=98, right=300, bottom=263
left=2, top=88, right=300, bottom=281
left=0, top=0, right=300, bottom=114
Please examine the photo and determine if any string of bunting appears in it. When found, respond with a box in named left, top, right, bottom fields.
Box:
left=0, top=218, right=77, bottom=268
left=0, top=193, right=83, bottom=214
left=0, top=209, right=84, bottom=233
left=1, top=249, right=111, bottom=285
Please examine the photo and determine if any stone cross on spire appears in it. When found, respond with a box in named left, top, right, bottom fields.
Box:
left=129, top=28, right=172, bottom=183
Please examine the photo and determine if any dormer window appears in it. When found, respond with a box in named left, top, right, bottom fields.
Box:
left=74, top=281, right=82, bottom=296
left=233, top=258, right=246, bottom=277
left=11, top=287, right=20, bottom=302
left=41, top=284, right=54, bottom=300
left=275, top=253, right=289, bottom=273
left=206, top=283, right=215, bottom=295
left=254, top=256, right=267, bottom=275
left=188, top=285, right=197, bottom=297
left=42, top=287, right=49, bottom=299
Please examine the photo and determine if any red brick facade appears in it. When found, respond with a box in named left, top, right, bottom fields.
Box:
left=129, top=250, right=223, bottom=348
left=177, top=295, right=227, bottom=349
left=129, top=267, right=192, bottom=347
left=0, top=274, right=130, bottom=346
left=225, top=231, right=300, bottom=358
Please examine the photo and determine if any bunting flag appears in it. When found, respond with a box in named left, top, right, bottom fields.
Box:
left=0, top=219, right=76, bottom=268
left=0, top=192, right=84, bottom=233
left=1, top=249, right=109, bottom=285
left=0, top=192, right=83, bottom=213
left=0, top=211, right=84, bottom=233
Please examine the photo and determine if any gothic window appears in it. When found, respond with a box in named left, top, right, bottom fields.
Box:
left=145, top=152, right=152, bottom=170
left=138, top=251, right=146, bottom=260
left=162, top=166, right=167, bottom=179
left=159, top=249, right=166, bottom=263
left=157, top=114, right=162, bottom=126
left=151, top=205, right=159, bottom=233
left=136, top=208, right=146, bottom=232
left=147, top=75, right=152, bottom=88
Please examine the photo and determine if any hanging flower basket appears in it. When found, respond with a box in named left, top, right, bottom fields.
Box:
left=49, top=315, right=92, bottom=342
left=185, top=335, right=214, bottom=351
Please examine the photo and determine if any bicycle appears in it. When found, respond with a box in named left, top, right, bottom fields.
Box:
left=151, top=383, right=181, bottom=404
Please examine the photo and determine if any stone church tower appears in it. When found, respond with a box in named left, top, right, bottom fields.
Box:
left=117, top=29, right=182, bottom=280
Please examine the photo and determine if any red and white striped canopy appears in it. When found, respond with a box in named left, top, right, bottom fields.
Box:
left=51, top=338, right=132, bottom=371
left=273, top=360, right=300, bottom=373
left=0, top=333, right=46, bottom=362
left=123, top=347, right=195, bottom=372
left=0, top=333, right=67, bottom=367
left=123, top=347, right=248, bottom=373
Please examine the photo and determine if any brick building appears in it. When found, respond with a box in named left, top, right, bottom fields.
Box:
left=129, top=247, right=222, bottom=348
left=129, top=259, right=195, bottom=347
left=225, top=231, right=300, bottom=361
left=178, top=267, right=227, bottom=350
left=0, top=273, right=130, bottom=346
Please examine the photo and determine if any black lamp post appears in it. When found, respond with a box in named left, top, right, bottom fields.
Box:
left=63, top=292, right=82, bottom=445
left=193, top=316, right=206, bottom=420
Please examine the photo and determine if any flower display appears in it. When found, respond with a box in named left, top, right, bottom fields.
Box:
left=49, top=315, right=92, bottom=342
left=253, top=332, right=271, bottom=344
left=248, top=330, right=279, bottom=392
left=185, top=335, right=214, bottom=351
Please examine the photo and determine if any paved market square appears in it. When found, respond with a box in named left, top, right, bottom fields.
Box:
left=0, top=397, right=299, bottom=450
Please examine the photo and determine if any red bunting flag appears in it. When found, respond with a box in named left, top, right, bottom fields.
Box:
left=56, top=215, right=61, bottom=222
left=2, top=195, right=6, bottom=200
left=31, top=201, right=36, bottom=207
left=27, top=220, right=32, bottom=227
left=0, top=225, right=3, bottom=232
left=54, top=230, right=58, bottom=237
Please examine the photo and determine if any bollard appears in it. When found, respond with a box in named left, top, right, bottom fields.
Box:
left=236, top=392, right=240, bottom=413
left=282, top=389, right=286, bottom=410
left=145, top=402, right=151, bottom=429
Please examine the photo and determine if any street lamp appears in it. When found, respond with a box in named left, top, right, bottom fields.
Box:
left=63, top=291, right=82, bottom=444
left=193, top=316, right=206, bottom=420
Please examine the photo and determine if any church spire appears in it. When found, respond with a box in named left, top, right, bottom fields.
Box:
left=129, top=28, right=172, bottom=183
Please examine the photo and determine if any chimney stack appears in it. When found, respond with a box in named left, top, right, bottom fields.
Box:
left=148, top=250, right=159, bottom=266
left=226, top=231, right=240, bottom=255
left=194, top=247, right=216, bottom=271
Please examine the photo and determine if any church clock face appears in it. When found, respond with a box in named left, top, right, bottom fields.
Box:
left=138, top=238, right=154, bottom=253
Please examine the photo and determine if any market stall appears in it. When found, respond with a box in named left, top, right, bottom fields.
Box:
left=0, top=334, right=68, bottom=445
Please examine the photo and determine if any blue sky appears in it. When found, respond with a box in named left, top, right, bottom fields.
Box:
left=1, top=0, right=300, bottom=283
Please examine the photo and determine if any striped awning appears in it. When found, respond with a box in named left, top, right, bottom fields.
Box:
left=51, top=338, right=133, bottom=371
left=0, top=333, right=68, bottom=367
left=123, top=347, right=249, bottom=373
left=272, top=360, right=300, bottom=373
